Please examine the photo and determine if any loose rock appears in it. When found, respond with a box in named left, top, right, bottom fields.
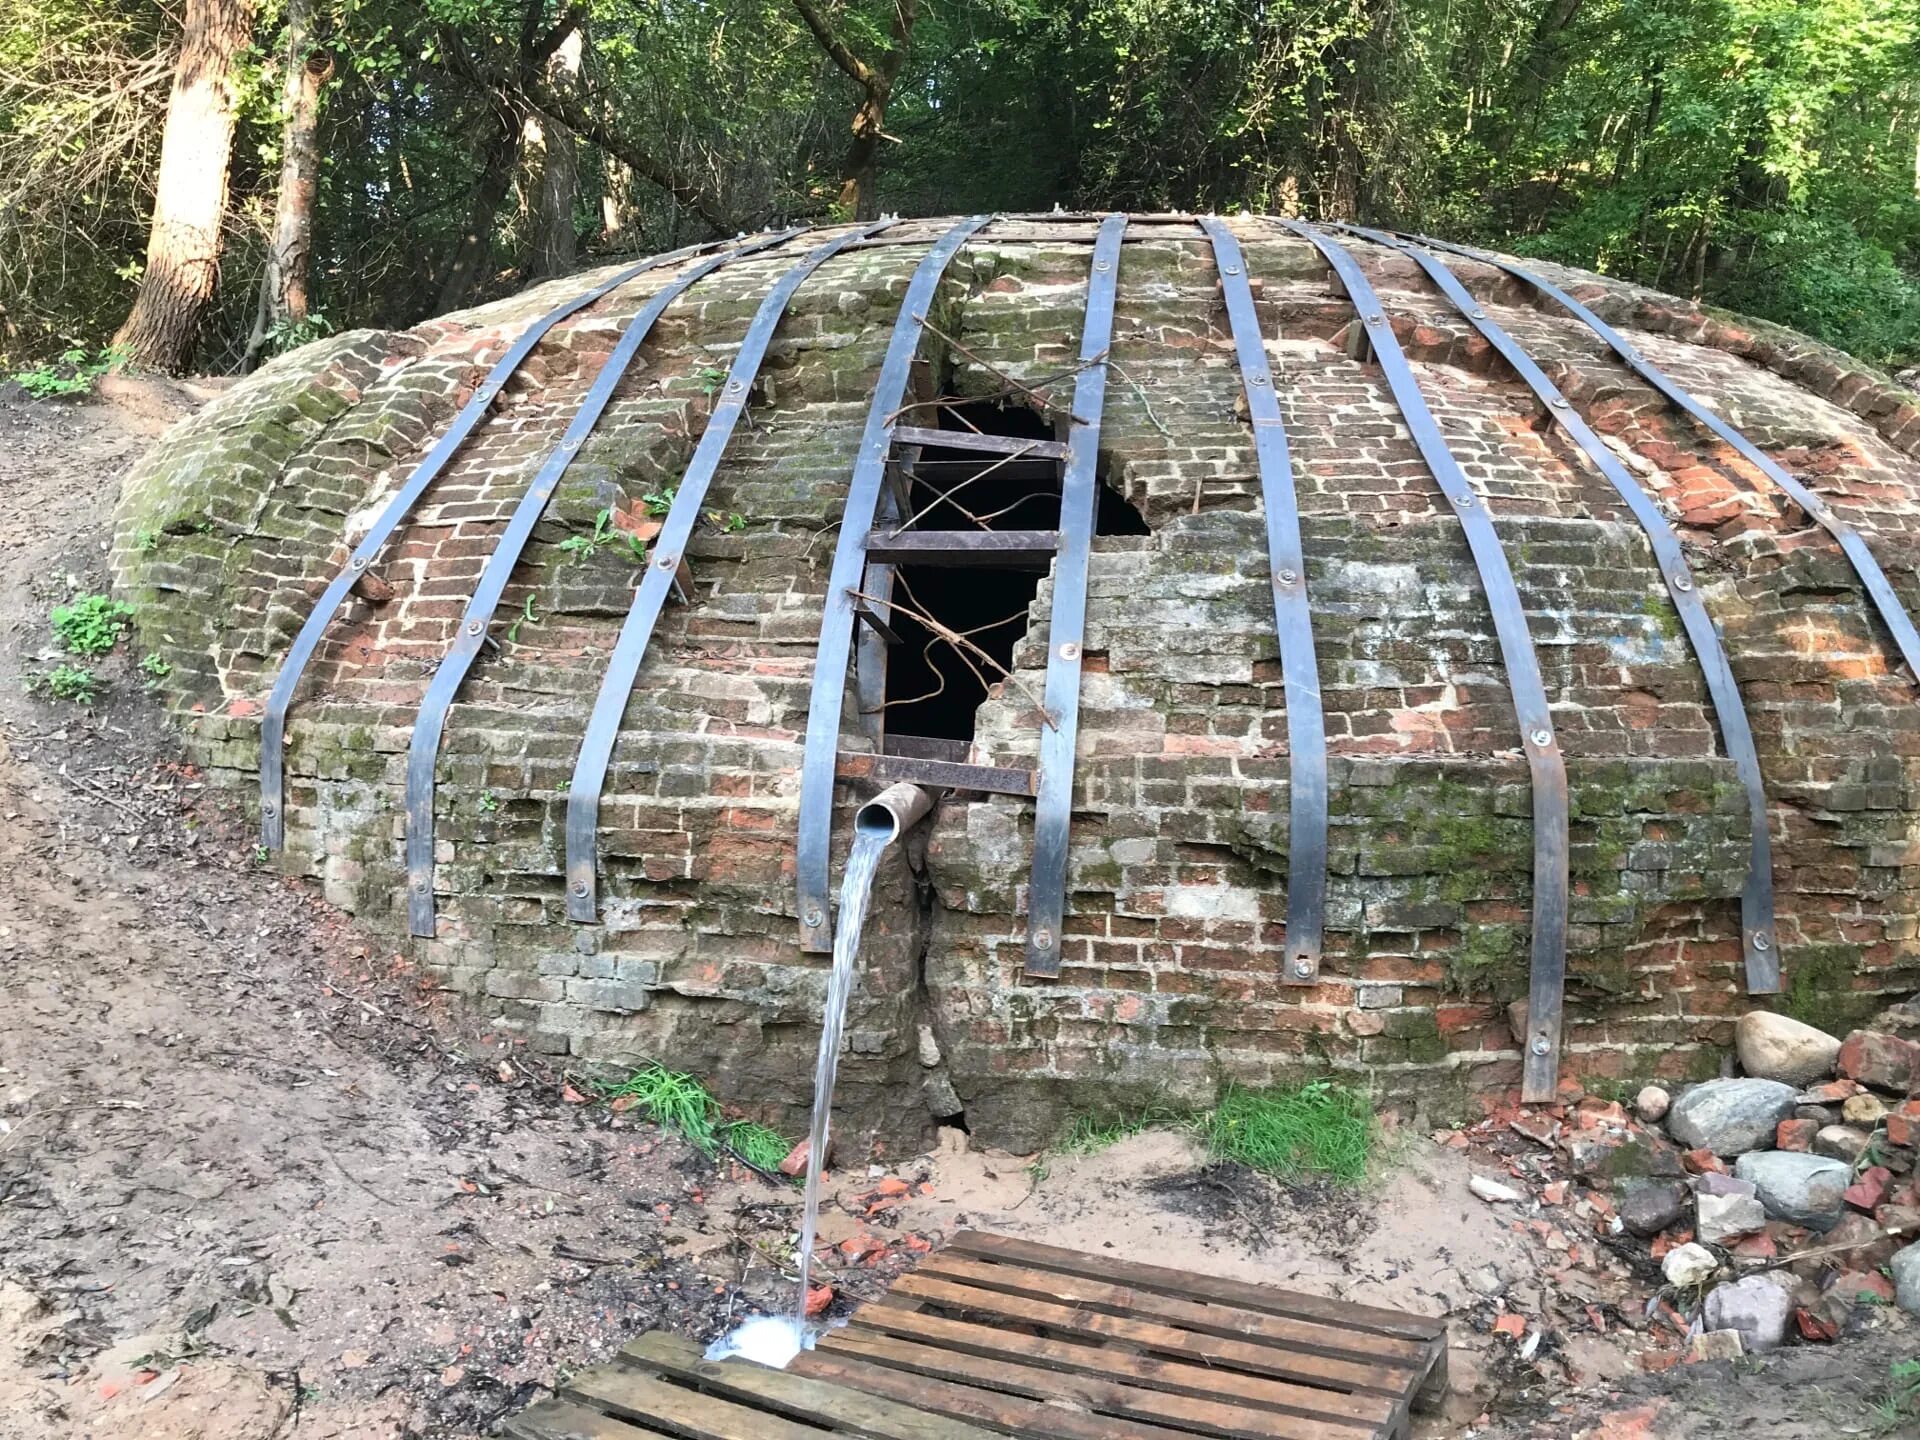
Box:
left=1736, top=1012, right=1842, bottom=1088
left=1813, top=1124, right=1871, bottom=1164
left=1662, top=1242, right=1719, bottom=1287
left=1688, top=1329, right=1745, bottom=1362
left=1890, top=1242, right=1920, bottom=1316
left=1696, top=1190, right=1767, bottom=1245
left=1666, top=1078, right=1798, bottom=1157
left=1734, top=1150, right=1851, bottom=1231
left=1620, top=1180, right=1689, bottom=1237
left=1636, top=1085, right=1671, bottom=1124
left=1702, top=1273, right=1796, bottom=1353
left=1837, top=1030, right=1919, bottom=1093
left=1841, top=1091, right=1888, bottom=1127
left=1469, top=1174, right=1524, bottom=1204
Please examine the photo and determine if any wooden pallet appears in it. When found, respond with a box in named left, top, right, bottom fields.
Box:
left=503, top=1230, right=1448, bottom=1440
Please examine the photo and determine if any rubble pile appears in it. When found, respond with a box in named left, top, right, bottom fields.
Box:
left=1442, top=1000, right=1920, bottom=1372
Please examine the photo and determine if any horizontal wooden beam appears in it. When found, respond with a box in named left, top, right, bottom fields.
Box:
left=865, top=529, right=1059, bottom=568
left=892, top=426, right=1069, bottom=461
left=837, top=751, right=1036, bottom=797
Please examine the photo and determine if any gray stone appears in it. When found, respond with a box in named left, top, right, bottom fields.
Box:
left=1620, top=1180, right=1690, bottom=1237
left=1793, top=1104, right=1837, bottom=1125
left=1693, top=1171, right=1758, bottom=1198
left=1662, top=1241, right=1719, bottom=1287
left=1733, top=1151, right=1851, bottom=1231
left=1636, top=1085, right=1671, bottom=1124
left=1893, top=1241, right=1920, bottom=1316
left=1696, top=1190, right=1767, bottom=1245
left=1667, top=1079, right=1798, bottom=1157
left=1702, top=1273, right=1796, bottom=1353
left=1813, top=1124, right=1871, bottom=1163
left=1735, top=1011, right=1842, bottom=1088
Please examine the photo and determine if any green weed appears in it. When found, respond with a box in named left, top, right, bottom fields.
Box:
left=140, top=653, right=172, bottom=687
left=1873, top=1359, right=1920, bottom=1432
left=132, top=528, right=160, bottom=552
left=477, top=792, right=499, bottom=814
left=600, top=1063, right=794, bottom=1175
left=695, top=365, right=728, bottom=396
left=722, top=1121, right=792, bottom=1173
left=1060, top=1107, right=1179, bottom=1155
left=641, top=486, right=677, bottom=517
left=708, top=509, right=747, bottom=533
left=1202, top=1081, right=1375, bottom=1185
left=11, top=345, right=124, bottom=399
left=557, top=507, right=648, bottom=565
left=28, top=665, right=101, bottom=704
left=505, top=594, right=540, bottom=644
left=51, top=593, right=134, bottom=656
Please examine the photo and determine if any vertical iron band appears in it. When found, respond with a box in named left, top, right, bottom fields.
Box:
left=1405, top=232, right=1920, bottom=687
left=1333, top=222, right=1778, bottom=994
left=257, top=237, right=730, bottom=850
left=1024, top=214, right=1129, bottom=978
left=1198, top=217, right=1329, bottom=986
left=794, top=215, right=994, bottom=953
left=563, top=219, right=897, bottom=923
left=1275, top=218, right=1571, bottom=1102
left=404, top=227, right=807, bottom=937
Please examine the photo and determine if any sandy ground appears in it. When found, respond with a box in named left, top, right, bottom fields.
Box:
left=1, top=381, right=1914, bottom=1440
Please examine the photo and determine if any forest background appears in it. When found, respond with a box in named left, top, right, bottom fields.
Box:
left=3, top=0, right=1918, bottom=376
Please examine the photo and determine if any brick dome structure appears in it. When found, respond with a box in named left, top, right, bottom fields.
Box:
left=113, top=214, right=1920, bottom=1149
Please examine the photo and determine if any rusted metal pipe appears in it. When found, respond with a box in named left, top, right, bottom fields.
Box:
left=853, top=782, right=936, bottom=847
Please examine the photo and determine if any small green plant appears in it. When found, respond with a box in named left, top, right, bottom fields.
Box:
left=694, top=364, right=728, bottom=396
left=140, top=653, right=172, bottom=688
left=132, top=528, right=160, bottom=552
left=1873, top=1359, right=1920, bottom=1432
left=252, top=845, right=271, bottom=867
left=29, top=665, right=101, bottom=704
left=722, top=1120, right=791, bottom=1173
left=267, top=313, right=333, bottom=355
left=708, top=509, right=747, bottom=533
left=600, top=1063, right=794, bottom=1174
left=51, top=593, right=135, bottom=656
left=505, top=594, right=541, bottom=644
left=641, top=486, right=677, bottom=517
left=477, top=792, right=500, bottom=814
left=1202, top=1081, right=1375, bottom=1185
left=11, top=345, right=124, bottom=399
left=557, top=508, right=648, bottom=565
left=1060, top=1107, right=1179, bottom=1155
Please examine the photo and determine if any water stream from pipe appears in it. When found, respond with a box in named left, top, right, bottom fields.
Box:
left=705, top=787, right=928, bottom=1367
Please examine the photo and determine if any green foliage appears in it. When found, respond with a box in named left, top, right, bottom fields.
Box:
left=722, top=1121, right=793, bottom=1172
left=599, top=1062, right=795, bottom=1174
left=1203, top=1081, right=1375, bottom=1185
left=11, top=346, right=123, bottom=397
left=1874, top=1359, right=1920, bottom=1432
left=558, top=507, right=647, bottom=564
left=139, top=652, right=171, bottom=687
left=504, top=593, right=540, bottom=644
left=640, top=486, right=676, bottom=518
left=28, top=664, right=101, bottom=704
left=265, top=312, right=333, bottom=356
left=51, top=593, right=134, bottom=656
left=1059, top=1106, right=1180, bottom=1154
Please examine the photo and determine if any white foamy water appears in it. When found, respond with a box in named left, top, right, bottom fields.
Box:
left=703, top=1314, right=810, bottom=1367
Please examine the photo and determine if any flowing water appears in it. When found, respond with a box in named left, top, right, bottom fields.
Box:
left=704, top=805, right=900, bottom=1365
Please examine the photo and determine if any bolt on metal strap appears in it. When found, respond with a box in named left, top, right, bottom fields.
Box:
left=1025, top=214, right=1130, bottom=978
left=1199, top=216, right=1329, bottom=986
left=793, top=215, right=994, bottom=954
left=256, top=235, right=736, bottom=851
left=561, top=219, right=899, bottom=924
left=1331, top=222, right=1780, bottom=996
left=1276, top=218, right=1571, bottom=1103
left=402, top=226, right=809, bottom=938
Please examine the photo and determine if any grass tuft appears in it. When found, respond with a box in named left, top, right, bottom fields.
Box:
left=599, top=1063, right=793, bottom=1175
left=1060, top=1107, right=1181, bottom=1155
left=1201, top=1081, right=1375, bottom=1186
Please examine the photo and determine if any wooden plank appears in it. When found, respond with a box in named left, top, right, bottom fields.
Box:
left=564, top=1367, right=826, bottom=1440
left=892, top=425, right=1069, bottom=461
left=836, top=751, right=1036, bottom=797
left=620, top=1332, right=994, bottom=1440
left=841, top=1303, right=1392, bottom=1431
left=809, top=1327, right=1369, bottom=1440
left=864, top=529, right=1060, bottom=569
left=916, top=1253, right=1426, bottom=1372
left=891, top=1272, right=1405, bottom=1399
left=946, top=1232, right=1444, bottom=1342
left=503, top=1397, right=675, bottom=1439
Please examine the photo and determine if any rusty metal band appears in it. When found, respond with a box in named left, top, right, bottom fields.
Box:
left=256, top=236, right=729, bottom=850
left=1276, top=218, right=1571, bottom=1102
left=1333, top=222, right=1779, bottom=995
left=1405, top=230, right=1920, bottom=687
left=562, top=219, right=897, bottom=923
left=403, top=226, right=807, bottom=937
left=794, top=215, right=993, bottom=953
left=1024, top=214, right=1129, bottom=978
left=1199, top=217, right=1328, bottom=986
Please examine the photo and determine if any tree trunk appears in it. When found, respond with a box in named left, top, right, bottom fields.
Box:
left=840, top=90, right=888, bottom=219
left=437, top=104, right=523, bottom=313
left=243, top=0, right=333, bottom=369
left=528, top=27, right=582, bottom=278
left=113, top=0, right=258, bottom=373
left=601, top=156, right=632, bottom=245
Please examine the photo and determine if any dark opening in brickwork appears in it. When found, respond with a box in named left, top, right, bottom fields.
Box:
left=881, top=401, right=1147, bottom=739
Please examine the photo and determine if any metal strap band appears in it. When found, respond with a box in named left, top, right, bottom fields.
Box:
left=1199, top=217, right=1329, bottom=986
left=1332, top=222, right=1779, bottom=994
left=256, top=236, right=729, bottom=849
left=1275, top=218, right=1571, bottom=1102
left=562, top=219, right=897, bottom=922
left=1025, top=214, right=1129, bottom=978
left=794, top=214, right=993, bottom=953
left=1405, top=230, right=1920, bottom=687
left=403, top=227, right=807, bottom=937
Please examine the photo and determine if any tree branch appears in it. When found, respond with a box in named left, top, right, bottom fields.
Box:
left=789, top=0, right=876, bottom=90
left=529, top=3, right=588, bottom=69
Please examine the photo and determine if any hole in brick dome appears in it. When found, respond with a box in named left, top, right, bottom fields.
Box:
left=880, top=400, right=1147, bottom=741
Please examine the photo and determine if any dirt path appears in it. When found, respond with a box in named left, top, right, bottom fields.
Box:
left=1, top=383, right=1912, bottom=1440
